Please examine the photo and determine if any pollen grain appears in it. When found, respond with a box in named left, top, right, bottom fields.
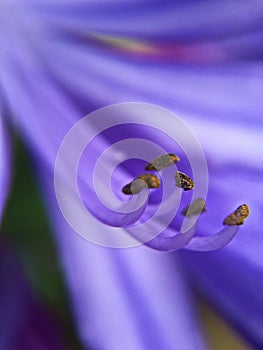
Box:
left=175, top=171, right=194, bottom=191
left=223, top=204, right=250, bottom=226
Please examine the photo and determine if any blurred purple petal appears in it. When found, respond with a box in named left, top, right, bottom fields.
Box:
left=23, top=0, right=263, bottom=44
left=0, top=52, right=210, bottom=347
left=0, top=117, right=11, bottom=221
left=182, top=244, right=263, bottom=348
left=37, top=42, right=263, bottom=129
left=40, top=169, right=208, bottom=350
left=1, top=0, right=263, bottom=348
left=2, top=63, right=240, bottom=252
left=182, top=161, right=263, bottom=346
left=0, top=238, right=67, bottom=350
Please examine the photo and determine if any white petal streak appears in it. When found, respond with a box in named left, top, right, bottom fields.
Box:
left=182, top=115, right=263, bottom=166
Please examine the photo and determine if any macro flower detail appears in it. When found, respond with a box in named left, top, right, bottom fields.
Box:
left=1, top=1, right=263, bottom=350
left=53, top=103, right=245, bottom=254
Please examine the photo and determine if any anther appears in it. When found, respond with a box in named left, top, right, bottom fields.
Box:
left=223, top=204, right=250, bottom=226
left=175, top=171, right=194, bottom=191
left=122, top=184, right=135, bottom=195
left=136, top=174, right=161, bottom=188
left=182, top=198, right=206, bottom=217
left=122, top=174, right=160, bottom=195
left=145, top=153, right=180, bottom=171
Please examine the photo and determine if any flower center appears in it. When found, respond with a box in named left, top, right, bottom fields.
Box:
left=120, top=153, right=250, bottom=252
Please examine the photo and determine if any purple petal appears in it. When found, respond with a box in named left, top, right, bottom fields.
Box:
left=0, top=117, right=11, bottom=222
left=0, top=63, right=194, bottom=245
left=0, top=239, right=30, bottom=350
left=2, top=60, right=257, bottom=252
left=23, top=0, right=263, bottom=43
left=1, top=1, right=263, bottom=348
left=181, top=160, right=263, bottom=346
left=35, top=40, right=263, bottom=129
left=182, top=244, right=263, bottom=348
left=184, top=160, right=261, bottom=251
left=0, top=238, right=67, bottom=350
left=1, top=58, right=209, bottom=346
left=39, top=168, right=208, bottom=350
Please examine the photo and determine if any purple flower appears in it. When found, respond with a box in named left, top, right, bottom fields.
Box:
left=1, top=1, right=263, bottom=349
left=0, top=236, right=67, bottom=350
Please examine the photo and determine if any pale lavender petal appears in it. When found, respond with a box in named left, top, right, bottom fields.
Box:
left=39, top=168, right=208, bottom=350
left=2, top=2, right=263, bottom=147
left=0, top=45, right=209, bottom=347
left=35, top=41, right=263, bottom=129
left=2, top=2, right=263, bottom=348
left=2, top=59, right=258, bottom=253
left=0, top=63, right=213, bottom=253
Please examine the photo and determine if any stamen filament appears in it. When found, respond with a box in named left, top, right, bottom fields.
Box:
left=185, top=225, right=239, bottom=251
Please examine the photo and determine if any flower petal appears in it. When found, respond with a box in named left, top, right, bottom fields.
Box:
left=25, top=0, right=263, bottom=43
left=182, top=161, right=263, bottom=347
left=0, top=116, right=11, bottom=222
left=39, top=168, right=208, bottom=350
left=37, top=39, right=263, bottom=131
left=2, top=60, right=257, bottom=252
left=0, top=238, right=67, bottom=350
left=182, top=245, right=263, bottom=349
left=1, top=53, right=209, bottom=347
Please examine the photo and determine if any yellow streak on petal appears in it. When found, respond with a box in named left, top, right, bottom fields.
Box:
left=90, top=32, right=157, bottom=54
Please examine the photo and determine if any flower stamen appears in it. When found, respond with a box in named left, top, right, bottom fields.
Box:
left=182, top=198, right=206, bottom=217
left=185, top=225, right=239, bottom=251
left=122, top=174, right=160, bottom=194
left=175, top=171, right=194, bottom=191
left=145, top=153, right=180, bottom=171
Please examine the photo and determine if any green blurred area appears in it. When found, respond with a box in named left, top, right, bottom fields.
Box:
left=2, top=136, right=82, bottom=350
